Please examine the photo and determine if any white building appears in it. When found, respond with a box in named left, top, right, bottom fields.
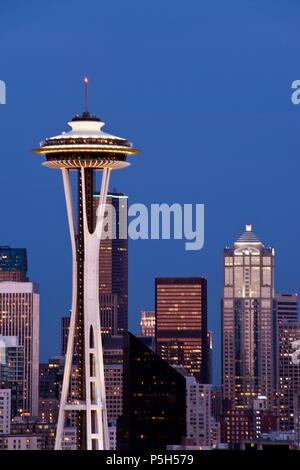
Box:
left=0, top=282, right=39, bottom=417
left=0, top=389, right=11, bottom=434
left=140, top=311, right=155, bottom=338
left=185, top=376, right=212, bottom=447
left=108, top=421, right=117, bottom=450
left=0, top=435, right=41, bottom=450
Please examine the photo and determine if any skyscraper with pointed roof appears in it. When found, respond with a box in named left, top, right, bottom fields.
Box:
left=221, top=225, right=275, bottom=408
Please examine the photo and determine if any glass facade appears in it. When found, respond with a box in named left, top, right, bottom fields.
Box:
left=117, top=333, right=186, bottom=450
left=277, top=322, right=300, bottom=430
left=93, top=193, right=128, bottom=335
left=0, top=284, right=39, bottom=417
left=0, top=247, right=28, bottom=282
left=155, top=277, right=209, bottom=383
left=275, top=294, right=300, bottom=431
left=0, top=338, right=24, bottom=419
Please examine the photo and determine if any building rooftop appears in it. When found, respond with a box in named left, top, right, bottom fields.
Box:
left=235, top=224, right=262, bottom=245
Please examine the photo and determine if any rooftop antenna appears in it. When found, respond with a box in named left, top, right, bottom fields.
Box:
left=84, top=77, right=88, bottom=113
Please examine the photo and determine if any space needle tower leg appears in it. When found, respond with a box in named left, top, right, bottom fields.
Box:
left=82, top=166, right=110, bottom=450
left=55, top=167, right=111, bottom=450
left=55, top=168, right=78, bottom=450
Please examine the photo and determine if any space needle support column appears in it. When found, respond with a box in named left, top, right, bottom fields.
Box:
left=81, top=166, right=111, bottom=450
left=55, top=168, right=78, bottom=450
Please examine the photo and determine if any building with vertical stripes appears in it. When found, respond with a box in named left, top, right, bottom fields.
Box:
left=155, top=277, right=208, bottom=383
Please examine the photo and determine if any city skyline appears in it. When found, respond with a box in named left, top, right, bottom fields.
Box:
left=1, top=1, right=300, bottom=390
left=2, top=0, right=300, bottom=453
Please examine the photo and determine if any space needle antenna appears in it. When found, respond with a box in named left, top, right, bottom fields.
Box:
left=84, top=77, right=88, bottom=113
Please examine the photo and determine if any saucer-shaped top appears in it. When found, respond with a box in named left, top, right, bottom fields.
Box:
left=32, top=114, right=140, bottom=169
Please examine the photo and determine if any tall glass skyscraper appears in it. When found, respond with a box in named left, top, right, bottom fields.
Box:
left=0, top=247, right=28, bottom=282
left=0, top=282, right=39, bottom=416
left=0, top=336, right=24, bottom=419
left=275, top=293, right=300, bottom=430
left=222, top=225, right=275, bottom=408
left=93, top=192, right=128, bottom=335
left=117, top=332, right=186, bottom=450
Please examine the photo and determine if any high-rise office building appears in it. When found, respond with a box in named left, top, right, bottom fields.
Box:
left=273, top=293, right=298, bottom=390
left=102, top=336, right=123, bottom=365
left=94, top=192, right=128, bottom=335
left=277, top=320, right=300, bottom=430
left=108, top=423, right=117, bottom=451
left=173, top=365, right=213, bottom=449
left=102, top=335, right=124, bottom=450
left=274, top=293, right=299, bottom=431
left=275, top=293, right=298, bottom=323
left=155, top=277, right=208, bottom=383
left=61, top=315, right=71, bottom=357
left=294, top=394, right=300, bottom=448
left=184, top=375, right=212, bottom=447
left=0, top=336, right=24, bottom=418
left=211, top=386, right=222, bottom=423
left=0, top=247, right=28, bottom=282
left=99, top=294, right=118, bottom=337
left=0, top=282, right=39, bottom=417
left=104, top=363, right=123, bottom=422
left=140, top=310, right=155, bottom=338
left=0, top=389, right=11, bottom=434
left=39, top=356, right=64, bottom=400
left=117, top=332, right=186, bottom=450
left=207, top=330, right=213, bottom=384
left=221, top=225, right=275, bottom=407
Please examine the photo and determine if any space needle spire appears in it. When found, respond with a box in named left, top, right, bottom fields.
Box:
left=84, top=77, right=88, bottom=113
left=32, top=79, right=140, bottom=450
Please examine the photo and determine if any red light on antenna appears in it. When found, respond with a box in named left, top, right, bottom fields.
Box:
left=84, top=77, right=88, bottom=83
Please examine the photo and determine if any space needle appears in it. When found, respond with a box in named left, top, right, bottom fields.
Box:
left=32, top=79, right=140, bottom=450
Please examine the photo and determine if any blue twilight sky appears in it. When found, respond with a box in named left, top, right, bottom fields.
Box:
left=1, top=0, right=300, bottom=384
